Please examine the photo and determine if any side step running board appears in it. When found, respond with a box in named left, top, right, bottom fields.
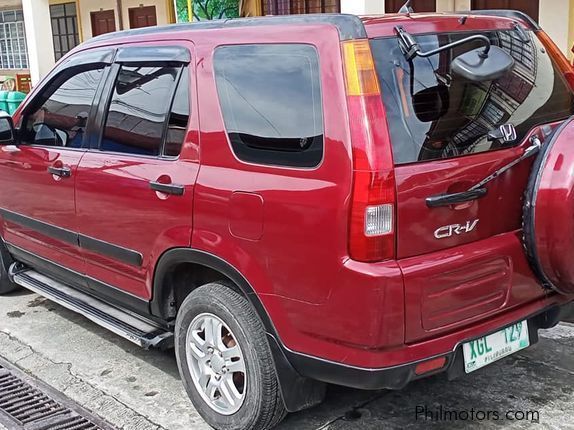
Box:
left=10, top=265, right=173, bottom=350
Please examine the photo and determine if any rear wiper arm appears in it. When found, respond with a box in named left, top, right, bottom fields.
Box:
left=468, top=135, right=541, bottom=191
left=426, top=134, right=542, bottom=208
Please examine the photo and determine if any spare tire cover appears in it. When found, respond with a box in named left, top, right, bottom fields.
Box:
left=524, top=117, right=574, bottom=295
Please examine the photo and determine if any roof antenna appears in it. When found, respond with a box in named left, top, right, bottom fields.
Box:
left=399, top=0, right=414, bottom=13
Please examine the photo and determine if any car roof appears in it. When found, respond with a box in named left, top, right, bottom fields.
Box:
left=84, top=13, right=367, bottom=46
left=78, top=9, right=538, bottom=54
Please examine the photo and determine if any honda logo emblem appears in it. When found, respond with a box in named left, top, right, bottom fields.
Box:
left=499, top=124, right=517, bottom=142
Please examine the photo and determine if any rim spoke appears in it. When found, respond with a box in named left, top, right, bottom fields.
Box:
left=221, top=345, right=240, bottom=360
left=204, top=317, right=223, bottom=347
left=225, top=358, right=245, bottom=374
left=198, top=371, right=210, bottom=390
left=206, top=377, right=219, bottom=401
left=189, top=341, right=206, bottom=362
left=219, top=376, right=241, bottom=407
left=191, top=330, right=207, bottom=350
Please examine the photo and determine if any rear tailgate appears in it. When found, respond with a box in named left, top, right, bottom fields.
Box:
left=369, top=21, right=574, bottom=341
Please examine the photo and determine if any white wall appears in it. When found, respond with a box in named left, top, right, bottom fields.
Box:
left=539, top=0, right=570, bottom=54
left=341, top=0, right=386, bottom=15
left=22, top=0, right=55, bottom=84
left=436, top=0, right=470, bottom=11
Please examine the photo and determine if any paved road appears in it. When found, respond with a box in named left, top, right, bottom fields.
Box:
left=0, top=289, right=573, bottom=429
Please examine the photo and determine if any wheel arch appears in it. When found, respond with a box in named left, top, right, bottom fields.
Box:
left=150, top=247, right=326, bottom=413
left=151, top=248, right=270, bottom=328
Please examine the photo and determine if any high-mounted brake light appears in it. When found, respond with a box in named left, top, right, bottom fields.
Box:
left=342, top=40, right=396, bottom=262
left=537, top=31, right=574, bottom=92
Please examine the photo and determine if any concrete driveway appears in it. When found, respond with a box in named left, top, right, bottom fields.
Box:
left=0, top=288, right=573, bottom=430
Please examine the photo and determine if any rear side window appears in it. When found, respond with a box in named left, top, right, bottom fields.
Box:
left=370, top=30, right=574, bottom=165
left=214, top=44, right=323, bottom=168
left=101, top=65, right=180, bottom=157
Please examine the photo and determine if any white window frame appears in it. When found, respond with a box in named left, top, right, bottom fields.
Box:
left=0, top=10, right=29, bottom=70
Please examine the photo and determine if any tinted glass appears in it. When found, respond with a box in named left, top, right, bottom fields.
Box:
left=101, top=65, right=179, bottom=156
left=164, top=67, right=190, bottom=157
left=370, top=30, right=574, bottom=165
left=21, top=66, right=104, bottom=148
left=214, top=44, right=323, bottom=168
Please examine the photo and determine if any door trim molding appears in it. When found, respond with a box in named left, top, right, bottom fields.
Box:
left=5, top=242, right=153, bottom=318
left=0, top=208, right=143, bottom=267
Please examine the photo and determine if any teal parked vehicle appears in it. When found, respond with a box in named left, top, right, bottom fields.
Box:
left=0, top=91, right=25, bottom=115
left=6, top=91, right=26, bottom=115
left=0, top=91, right=8, bottom=114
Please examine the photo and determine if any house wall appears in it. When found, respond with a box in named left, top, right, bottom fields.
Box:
left=539, top=0, right=570, bottom=55
left=77, top=0, right=171, bottom=40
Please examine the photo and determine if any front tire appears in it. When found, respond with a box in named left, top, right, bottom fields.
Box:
left=0, top=240, right=17, bottom=295
left=175, top=282, right=287, bottom=430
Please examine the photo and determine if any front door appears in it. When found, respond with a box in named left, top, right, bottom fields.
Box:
left=128, top=6, right=157, bottom=29
left=0, top=63, right=107, bottom=275
left=91, top=10, right=116, bottom=37
left=75, top=44, right=197, bottom=302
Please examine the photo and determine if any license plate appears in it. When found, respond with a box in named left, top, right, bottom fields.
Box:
left=463, top=320, right=530, bottom=373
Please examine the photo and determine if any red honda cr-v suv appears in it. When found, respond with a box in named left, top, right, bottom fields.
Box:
left=0, top=9, right=573, bottom=430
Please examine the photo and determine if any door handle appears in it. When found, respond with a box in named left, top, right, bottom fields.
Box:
left=426, top=188, right=487, bottom=208
left=48, top=166, right=71, bottom=178
left=150, top=181, right=184, bottom=196
left=1, top=145, right=20, bottom=154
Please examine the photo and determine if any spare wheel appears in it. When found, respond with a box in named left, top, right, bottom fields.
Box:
left=524, top=117, right=574, bottom=295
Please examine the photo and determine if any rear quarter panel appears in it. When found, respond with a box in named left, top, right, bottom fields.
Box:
left=191, top=24, right=405, bottom=356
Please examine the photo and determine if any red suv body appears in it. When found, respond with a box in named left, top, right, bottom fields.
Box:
left=0, top=10, right=573, bottom=430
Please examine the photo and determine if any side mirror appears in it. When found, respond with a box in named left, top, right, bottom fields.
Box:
left=0, top=112, right=15, bottom=144
left=452, top=46, right=515, bottom=82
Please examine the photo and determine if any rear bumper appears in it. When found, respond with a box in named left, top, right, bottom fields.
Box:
left=277, top=299, right=574, bottom=391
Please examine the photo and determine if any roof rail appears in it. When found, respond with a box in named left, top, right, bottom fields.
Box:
left=455, top=9, right=540, bottom=30
left=85, top=13, right=367, bottom=45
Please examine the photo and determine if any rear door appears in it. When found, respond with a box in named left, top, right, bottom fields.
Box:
left=370, top=27, right=574, bottom=340
left=75, top=43, right=198, bottom=306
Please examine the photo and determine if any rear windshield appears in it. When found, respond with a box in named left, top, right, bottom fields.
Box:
left=370, top=30, right=574, bottom=165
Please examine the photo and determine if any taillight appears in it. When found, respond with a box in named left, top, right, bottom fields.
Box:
left=537, top=31, right=574, bottom=92
left=343, top=40, right=396, bottom=262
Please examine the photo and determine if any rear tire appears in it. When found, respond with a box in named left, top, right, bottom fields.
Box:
left=175, top=282, right=287, bottom=430
left=0, top=240, right=17, bottom=295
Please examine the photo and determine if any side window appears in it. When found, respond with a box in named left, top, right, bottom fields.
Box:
left=164, top=67, right=190, bottom=157
left=21, top=66, right=104, bottom=148
left=101, top=65, right=181, bottom=157
left=214, top=44, right=324, bottom=168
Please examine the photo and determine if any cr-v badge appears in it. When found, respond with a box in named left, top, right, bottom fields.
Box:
left=434, top=219, right=479, bottom=239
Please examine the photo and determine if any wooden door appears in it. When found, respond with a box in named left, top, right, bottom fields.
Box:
left=471, top=0, right=539, bottom=22
left=90, top=10, right=116, bottom=36
left=385, top=0, right=436, bottom=13
left=128, top=6, right=157, bottom=29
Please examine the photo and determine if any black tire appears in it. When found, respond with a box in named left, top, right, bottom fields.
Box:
left=175, top=282, right=287, bottom=430
left=0, top=239, right=17, bottom=295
